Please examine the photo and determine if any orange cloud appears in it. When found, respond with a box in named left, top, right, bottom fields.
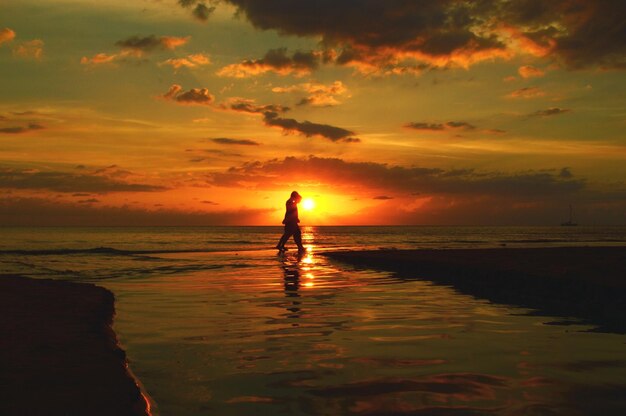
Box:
left=160, top=53, right=211, bottom=69
left=518, top=65, right=546, bottom=78
left=507, top=87, right=546, bottom=99
left=221, top=1, right=626, bottom=72
left=0, top=28, right=16, bottom=45
left=80, top=53, right=118, bottom=65
left=218, top=48, right=319, bottom=78
left=209, top=156, right=584, bottom=200
left=13, top=39, right=44, bottom=59
left=272, top=81, right=349, bottom=106
left=221, top=97, right=289, bottom=115
left=115, top=35, right=190, bottom=52
left=161, top=84, right=214, bottom=105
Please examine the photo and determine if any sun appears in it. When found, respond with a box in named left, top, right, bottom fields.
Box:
left=301, top=198, right=315, bottom=211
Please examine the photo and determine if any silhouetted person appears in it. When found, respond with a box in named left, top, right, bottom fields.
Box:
left=276, top=191, right=305, bottom=252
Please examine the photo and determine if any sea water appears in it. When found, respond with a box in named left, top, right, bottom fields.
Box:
left=1, top=226, right=626, bottom=415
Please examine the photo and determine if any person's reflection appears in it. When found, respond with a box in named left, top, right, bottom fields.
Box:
left=281, top=253, right=310, bottom=323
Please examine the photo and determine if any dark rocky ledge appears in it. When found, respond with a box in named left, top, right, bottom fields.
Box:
left=324, top=247, right=626, bottom=334
left=0, top=274, right=150, bottom=416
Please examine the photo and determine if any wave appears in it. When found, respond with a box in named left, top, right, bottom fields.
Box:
left=0, top=246, right=255, bottom=256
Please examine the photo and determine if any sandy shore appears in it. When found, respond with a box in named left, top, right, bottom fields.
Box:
left=324, top=247, right=626, bottom=333
left=0, top=274, right=150, bottom=416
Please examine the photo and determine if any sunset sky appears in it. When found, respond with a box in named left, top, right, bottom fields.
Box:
left=1, top=0, right=625, bottom=225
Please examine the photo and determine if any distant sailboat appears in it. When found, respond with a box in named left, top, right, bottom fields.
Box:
left=561, top=204, right=578, bottom=226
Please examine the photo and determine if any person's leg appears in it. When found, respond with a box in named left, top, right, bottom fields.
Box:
left=276, top=227, right=291, bottom=249
left=294, top=226, right=305, bottom=251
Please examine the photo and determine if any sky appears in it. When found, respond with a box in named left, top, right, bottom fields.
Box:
left=1, top=0, right=625, bottom=226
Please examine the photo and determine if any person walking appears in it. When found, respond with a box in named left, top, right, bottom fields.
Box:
left=276, top=191, right=305, bottom=252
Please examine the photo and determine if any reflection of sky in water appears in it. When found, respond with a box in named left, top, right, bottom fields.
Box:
left=97, top=229, right=626, bottom=416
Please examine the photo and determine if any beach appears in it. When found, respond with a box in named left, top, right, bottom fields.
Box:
left=325, top=247, right=626, bottom=333
left=0, top=274, right=150, bottom=416
left=2, top=226, right=626, bottom=415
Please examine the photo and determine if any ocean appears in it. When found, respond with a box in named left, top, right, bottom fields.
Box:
left=2, top=226, right=626, bottom=415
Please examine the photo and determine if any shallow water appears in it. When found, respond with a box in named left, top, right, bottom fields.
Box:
left=2, top=226, right=626, bottom=415
left=106, top=252, right=626, bottom=415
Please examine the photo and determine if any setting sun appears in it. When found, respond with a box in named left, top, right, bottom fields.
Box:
left=301, top=198, right=315, bottom=211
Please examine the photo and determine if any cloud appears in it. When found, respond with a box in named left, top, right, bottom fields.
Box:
left=559, top=167, right=573, bottom=178
left=272, top=81, right=349, bottom=107
left=163, top=91, right=355, bottom=143
left=518, top=65, right=545, bottom=78
left=115, top=35, right=189, bottom=52
left=222, top=97, right=290, bottom=115
left=0, top=28, right=16, bottom=45
left=507, top=86, right=546, bottom=99
left=174, top=91, right=356, bottom=142
left=13, top=39, right=44, bottom=59
left=159, top=53, right=211, bottom=70
left=0, top=123, right=44, bottom=134
left=178, top=0, right=216, bottom=22
left=208, top=156, right=584, bottom=198
left=80, top=53, right=119, bottom=65
left=81, top=34, right=190, bottom=66
left=528, top=107, right=571, bottom=118
left=0, top=167, right=166, bottom=193
left=192, top=3, right=216, bottom=21
left=221, top=0, right=626, bottom=71
left=373, top=195, right=394, bottom=200
left=405, top=121, right=476, bottom=131
left=211, top=137, right=260, bottom=146
left=161, top=84, right=214, bottom=105
left=0, top=197, right=270, bottom=226
left=263, top=113, right=360, bottom=143
left=217, top=48, right=320, bottom=77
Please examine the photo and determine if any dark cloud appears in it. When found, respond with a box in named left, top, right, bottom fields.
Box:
left=115, top=35, right=189, bottom=52
left=161, top=84, right=214, bottom=105
left=193, top=4, right=216, bottom=21
left=0, top=168, right=166, bottom=193
left=528, top=107, right=571, bottom=118
left=218, top=48, right=320, bottom=77
left=0, top=197, right=270, bottom=226
left=0, top=123, right=44, bottom=134
left=507, top=86, right=546, bottom=99
left=263, top=113, right=360, bottom=143
left=178, top=0, right=216, bottom=22
left=405, top=122, right=445, bottom=131
left=405, top=121, right=476, bottom=131
left=209, top=156, right=584, bottom=198
left=223, top=98, right=290, bottom=114
left=559, top=167, right=573, bottom=178
left=211, top=137, right=260, bottom=146
left=373, top=195, right=394, bottom=200
left=220, top=0, right=626, bottom=71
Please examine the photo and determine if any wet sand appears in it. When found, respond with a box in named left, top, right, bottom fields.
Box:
left=325, top=246, right=626, bottom=333
left=0, top=274, right=150, bottom=416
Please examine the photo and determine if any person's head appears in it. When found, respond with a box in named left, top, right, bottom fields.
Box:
left=290, top=191, right=302, bottom=203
